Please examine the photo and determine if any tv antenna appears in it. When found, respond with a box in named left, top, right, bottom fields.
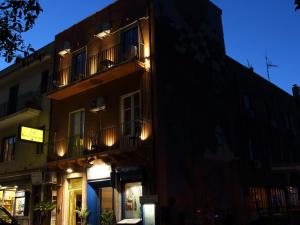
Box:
left=265, top=56, right=278, bottom=81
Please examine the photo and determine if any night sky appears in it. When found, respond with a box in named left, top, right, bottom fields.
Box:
left=0, top=0, right=299, bottom=94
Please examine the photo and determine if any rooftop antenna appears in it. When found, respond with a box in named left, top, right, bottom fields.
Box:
left=265, top=56, right=278, bottom=81
left=247, top=59, right=254, bottom=71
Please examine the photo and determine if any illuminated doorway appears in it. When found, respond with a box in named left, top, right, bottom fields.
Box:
left=68, top=178, right=82, bottom=225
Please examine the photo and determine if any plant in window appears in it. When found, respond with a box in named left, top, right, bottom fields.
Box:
left=100, top=210, right=116, bottom=225
left=76, top=207, right=90, bottom=225
left=34, top=201, right=56, bottom=225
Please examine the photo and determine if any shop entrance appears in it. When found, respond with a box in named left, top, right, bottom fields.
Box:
left=68, top=178, right=82, bottom=225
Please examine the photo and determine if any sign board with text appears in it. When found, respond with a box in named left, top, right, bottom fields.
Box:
left=19, top=126, right=44, bottom=143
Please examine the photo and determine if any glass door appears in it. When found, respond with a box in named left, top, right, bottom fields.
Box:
left=69, top=110, right=85, bottom=157
left=68, top=179, right=82, bottom=225
left=121, top=92, right=141, bottom=139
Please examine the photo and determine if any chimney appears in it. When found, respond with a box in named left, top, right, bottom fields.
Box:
left=292, top=84, right=300, bottom=97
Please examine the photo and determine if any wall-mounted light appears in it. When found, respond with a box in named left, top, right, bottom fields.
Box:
left=95, top=22, right=111, bottom=39
left=66, top=168, right=73, bottom=174
left=58, top=41, right=71, bottom=56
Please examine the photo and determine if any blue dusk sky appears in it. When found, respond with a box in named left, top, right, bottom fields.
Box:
left=0, top=0, right=299, bottom=94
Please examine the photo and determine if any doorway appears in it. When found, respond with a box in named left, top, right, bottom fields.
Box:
left=68, top=178, right=82, bottom=225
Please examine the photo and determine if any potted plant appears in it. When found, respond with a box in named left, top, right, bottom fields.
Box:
left=100, top=210, right=116, bottom=225
left=34, top=201, right=56, bottom=225
left=76, top=207, right=90, bottom=225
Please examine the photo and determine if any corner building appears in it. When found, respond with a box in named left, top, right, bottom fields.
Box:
left=47, top=0, right=300, bottom=224
left=47, top=1, right=152, bottom=225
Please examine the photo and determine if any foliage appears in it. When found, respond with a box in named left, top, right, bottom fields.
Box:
left=0, top=0, right=42, bottom=62
left=100, top=210, right=116, bottom=225
left=34, top=200, right=56, bottom=213
left=296, top=0, right=300, bottom=10
left=76, top=207, right=90, bottom=225
left=34, top=201, right=56, bottom=225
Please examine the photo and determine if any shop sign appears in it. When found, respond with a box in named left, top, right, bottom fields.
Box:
left=19, top=126, right=44, bottom=143
left=87, top=160, right=111, bottom=180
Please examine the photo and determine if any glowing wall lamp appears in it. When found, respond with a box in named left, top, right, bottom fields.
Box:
left=95, top=22, right=111, bottom=39
left=140, top=195, right=158, bottom=225
left=58, top=41, right=71, bottom=56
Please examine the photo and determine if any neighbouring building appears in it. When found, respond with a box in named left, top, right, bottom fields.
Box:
left=0, top=43, right=53, bottom=225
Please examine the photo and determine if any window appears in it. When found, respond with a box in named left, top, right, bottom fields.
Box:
left=68, top=110, right=85, bottom=155
left=124, top=182, right=142, bottom=219
left=40, top=70, right=49, bottom=94
left=71, top=50, right=86, bottom=82
left=1, top=136, right=16, bottom=162
left=8, top=85, right=19, bottom=114
left=121, top=92, right=141, bottom=137
left=122, top=27, right=138, bottom=60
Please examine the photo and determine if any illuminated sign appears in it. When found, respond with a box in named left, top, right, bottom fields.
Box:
left=20, top=126, right=44, bottom=143
left=87, top=159, right=111, bottom=180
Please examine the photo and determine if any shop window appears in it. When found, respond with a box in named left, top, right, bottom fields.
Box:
left=124, top=182, right=142, bottom=219
left=1, top=136, right=16, bottom=162
left=0, top=188, right=29, bottom=217
left=287, top=187, right=299, bottom=207
left=248, top=188, right=268, bottom=214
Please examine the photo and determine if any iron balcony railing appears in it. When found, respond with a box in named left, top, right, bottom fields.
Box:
left=48, top=120, right=151, bottom=161
left=53, top=43, right=145, bottom=88
left=0, top=92, right=42, bottom=118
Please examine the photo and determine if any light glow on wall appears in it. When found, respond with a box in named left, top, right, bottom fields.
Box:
left=103, top=128, right=116, bottom=147
left=144, top=45, right=151, bottom=70
left=87, top=159, right=111, bottom=180
left=140, top=121, right=150, bottom=141
left=57, top=144, right=66, bottom=157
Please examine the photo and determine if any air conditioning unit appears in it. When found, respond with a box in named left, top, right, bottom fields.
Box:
left=44, top=172, right=57, bottom=184
left=90, top=97, right=106, bottom=112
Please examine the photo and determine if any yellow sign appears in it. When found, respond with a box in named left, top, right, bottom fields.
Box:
left=20, top=126, right=44, bottom=143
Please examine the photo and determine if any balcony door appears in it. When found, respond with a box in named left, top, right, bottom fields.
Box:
left=8, top=84, right=19, bottom=114
left=121, top=91, right=141, bottom=141
left=121, top=26, right=138, bottom=60
left=68, top=110, right=85, bottom=157
left=71, top=50, right=86, bottom=82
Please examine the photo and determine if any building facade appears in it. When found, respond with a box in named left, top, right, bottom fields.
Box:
left=47, top=1, right=152, bottom=225
left=0, top=43, right=53, bottom=225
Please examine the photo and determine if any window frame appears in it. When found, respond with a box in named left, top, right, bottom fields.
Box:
left=1, top=136, right=16, bottom=162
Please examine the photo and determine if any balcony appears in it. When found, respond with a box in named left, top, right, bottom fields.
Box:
left=0, top=92, right=41, bottom=129
left=48, top=120, right=151, bottom=168
left=49, top=43, right=146, bottom=100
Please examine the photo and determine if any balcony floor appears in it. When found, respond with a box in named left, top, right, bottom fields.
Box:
left=0, top=108, right=41, bottom=130
left=47, top=145, right=150, bottom=171
left=48, top=60, right=144, bottom=100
